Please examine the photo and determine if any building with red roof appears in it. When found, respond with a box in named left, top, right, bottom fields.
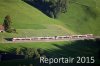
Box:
left=0, top=25, right=4, bottom=32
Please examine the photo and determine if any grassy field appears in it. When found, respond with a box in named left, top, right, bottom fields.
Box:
left=0, top=0, right=65, bottom=28
left=0, top=0, right=76, bottom=42
left=0, top=39, right=100, bottom=66
left=0, top=24, right=76, bottom=42
left=0, top=0, right=99, bottom=50
left=0, top=42, right=65, bottom=52
left=0, top=0, right=100, bottom=65
left=0, top=0, right=99, bottom=42
left=58, top=0, right=100, bottom=35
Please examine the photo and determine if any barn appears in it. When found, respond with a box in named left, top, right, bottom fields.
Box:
left=0, top=25, right=4, bottom=32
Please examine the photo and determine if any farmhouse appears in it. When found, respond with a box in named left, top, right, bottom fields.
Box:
left=0, top=25, right=4, bottom=32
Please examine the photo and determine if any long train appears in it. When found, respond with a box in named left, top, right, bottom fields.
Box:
left=12, top=34, right=94, bottom=41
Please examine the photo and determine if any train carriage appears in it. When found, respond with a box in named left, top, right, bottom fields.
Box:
left=12, top=34, right=94, bottom=42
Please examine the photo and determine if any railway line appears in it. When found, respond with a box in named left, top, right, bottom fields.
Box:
left=1, top=34, right=100, bottom=43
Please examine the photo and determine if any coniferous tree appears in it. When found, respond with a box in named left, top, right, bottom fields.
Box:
left=3, top=15, right=12, bottom=31
left=3, top=15, right=16, bottom=33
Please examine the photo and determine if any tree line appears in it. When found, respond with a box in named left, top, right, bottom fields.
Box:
left=23, top=0, right=68, bottom=18
left=15, top=48, right=46, bottom=59
left=0, top=48, right=47, bottom=66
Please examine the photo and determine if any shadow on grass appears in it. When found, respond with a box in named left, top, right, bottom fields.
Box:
left=5, top=38, right=12, bottom=41
left=45, top=39, right=100, bottom=66
left=0, top=39, right=100, bottom=66
left=47, top=39, right=100, bottom=57
left=22, top=0, right=53, bottom=17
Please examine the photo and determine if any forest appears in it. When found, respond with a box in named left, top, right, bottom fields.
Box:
left=23, top=0, right=68, bottom=18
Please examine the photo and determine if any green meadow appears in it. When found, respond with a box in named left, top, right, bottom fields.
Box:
left=0, top=40, right=100, bottom=66
left=58, top=0, right=100, bottom=35
left=0, top=0, right=100, bottom=65
left=0, top=0, right=76, bottom=42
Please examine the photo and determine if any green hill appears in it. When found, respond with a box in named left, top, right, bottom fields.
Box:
left=0, top=0, right=76, bottom=42
left=58, top=0, right=100, bottom=35
left=0, top=0, right=99, bottom=43
left=0, top=0, right=100, bottom=65
left=0, top=0, right=99, bottom=36
left=0, top=0, right=63, bottom=29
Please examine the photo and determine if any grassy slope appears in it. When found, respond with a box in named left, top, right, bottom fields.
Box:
left=0, top=0, right=100, bottom=56
left=0, top=0, right=62, bottom=29
left=0, top=0, right=76, bottom=42
left=0, top=0, right=99, bottom=46
left=58, top=0, right=100, bottom=35
left=0, top=40, right=100, bottom=65
left=0, top=0, right=99, bottom=39
left=0, top=42, right=65, bottom=52
left=0, top=0, right=99, bottom=65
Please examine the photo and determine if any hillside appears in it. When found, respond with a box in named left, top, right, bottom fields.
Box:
left=0, top=0, right=63, bottom=29
left=0, top=0, right=99, bottom=36
left=0, top=0, right=100, bottom=65
left=58, top=0, right=100, bottom=35
left=0, top=0, right=76, bottom=43
left=11, top=0, right=99, bottom=35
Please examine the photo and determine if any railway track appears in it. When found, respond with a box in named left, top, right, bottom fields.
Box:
left=1, top=34, right=100, bottom=43
left=1, top=34, right=99, bottom=43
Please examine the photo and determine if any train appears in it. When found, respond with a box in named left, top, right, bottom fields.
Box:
left=12, top=34, right=94, bottom=41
